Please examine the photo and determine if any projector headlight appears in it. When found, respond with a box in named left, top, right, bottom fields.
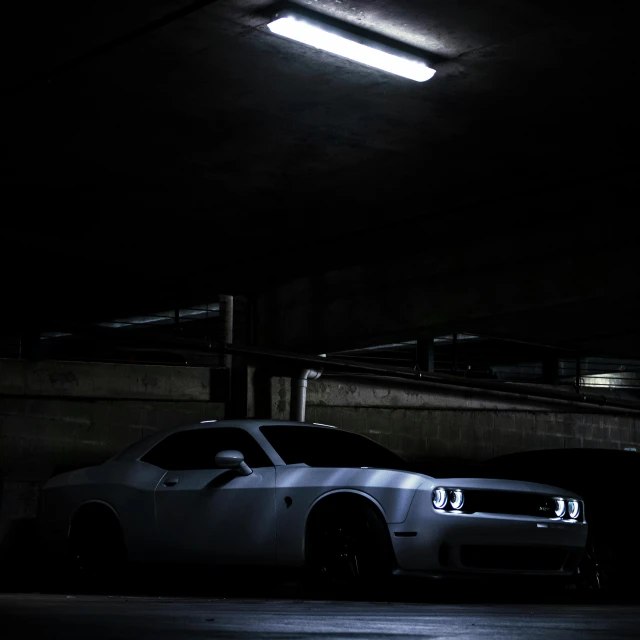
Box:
left=568, top=499, right=580, bottom=520
left=554, top=498, right=566, bottom=518
left=450, top=489, right=465, bottom=510
left=432, top=487, right=448, bottom=509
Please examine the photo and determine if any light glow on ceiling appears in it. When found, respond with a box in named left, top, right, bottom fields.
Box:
left=267, top=16, right=435, bottom=83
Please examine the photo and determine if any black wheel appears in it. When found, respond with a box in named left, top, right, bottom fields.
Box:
left=68, top=506, right=127, bottom=592
left=575, top=538, right=614, bottom=593
left=305, top=499, right=393, bottom=595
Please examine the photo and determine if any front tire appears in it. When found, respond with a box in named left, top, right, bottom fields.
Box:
left=575, top=538, right=615, bottom=594
left=305, top=500, right=393, bottom=596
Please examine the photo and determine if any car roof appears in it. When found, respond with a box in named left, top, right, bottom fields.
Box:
left=111, top=419, right=338, bottom=462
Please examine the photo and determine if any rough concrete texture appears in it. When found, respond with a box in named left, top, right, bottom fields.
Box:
left=3, top=595, right=640, bottom=640
left=307, top=377, right=603, bottom=412
left=305, top=405, right=640, bottom=462
left=0, top=358, right=211, bottom=401
left=306, top=377, right=640, bottom=463
left=270, top=377, right=292, bottom=421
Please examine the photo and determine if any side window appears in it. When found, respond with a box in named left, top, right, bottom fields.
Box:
left=141, top=428, right=272, bottom=470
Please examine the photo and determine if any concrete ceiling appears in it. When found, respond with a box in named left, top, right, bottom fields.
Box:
left=1, top=0, right=637, bottom=347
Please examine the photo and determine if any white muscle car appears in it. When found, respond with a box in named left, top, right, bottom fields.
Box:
left=39, top=420, right=588, bottom=585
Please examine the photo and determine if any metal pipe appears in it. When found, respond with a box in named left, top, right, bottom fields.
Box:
left=290, top=368, right=323, bottom=422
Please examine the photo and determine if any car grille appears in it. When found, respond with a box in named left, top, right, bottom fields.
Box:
left=459, top=545, right=571, bottom=571
left=461, top=490, right=583, bottom=521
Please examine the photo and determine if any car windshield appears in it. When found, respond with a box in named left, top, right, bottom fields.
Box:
left=260, top=425, right=408, bottom=470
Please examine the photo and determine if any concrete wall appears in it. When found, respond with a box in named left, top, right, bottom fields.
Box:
left=0, top=358, right=213, bottom=401
left=305, top=376, right=640, bottom=462
left=0, top=359, right=224, bottom=551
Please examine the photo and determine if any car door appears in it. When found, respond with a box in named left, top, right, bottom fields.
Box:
left=143, top=427, right=276, bottom=566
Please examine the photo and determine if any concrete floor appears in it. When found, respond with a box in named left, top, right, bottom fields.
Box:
left=1, top=594, right=639, bottom=639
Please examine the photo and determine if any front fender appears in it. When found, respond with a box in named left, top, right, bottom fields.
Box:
left=274, top=466, right=427, bottom=567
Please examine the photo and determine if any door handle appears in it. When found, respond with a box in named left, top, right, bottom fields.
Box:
left=163, top=478, right=179, bottom=487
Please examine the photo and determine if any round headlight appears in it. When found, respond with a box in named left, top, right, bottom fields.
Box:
left=568, top=500, right=580, bottom=520
left=450, top=489, right=465, bottom=510
left=554, top=498, right=566, bottom=518
left=433, top=487, right=448, bottom=509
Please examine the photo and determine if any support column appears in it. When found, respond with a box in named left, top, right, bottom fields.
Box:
left=452, top=333, right=458, bottom=373
left=416, top=337, right=435, bottom=373
left=542, top=351, right=559, bottom=385
left=221, top=294, right=236, bottom=419
left=220, top=295, right=234, bottom=370
left=575, top=355, right=582, bottom=393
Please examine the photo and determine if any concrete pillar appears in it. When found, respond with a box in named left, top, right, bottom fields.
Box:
left=451, top=333, right=458, bottom=373
left=248, top=367, right=274, bottom=419
left=19, top=327, right=40, bottom=360
left=416, top=337, right=435, bottom=373
left=542, top=352, right=559, bottom=385
left=220, top=295, right=234, bottom=369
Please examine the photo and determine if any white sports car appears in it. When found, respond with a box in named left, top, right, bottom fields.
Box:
left=40, top=419, right=588, bottom=584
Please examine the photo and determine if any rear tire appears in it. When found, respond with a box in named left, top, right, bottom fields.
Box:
left=305, top=499, right=393, bottom=597
left=68, top=506, right=127, bottom=593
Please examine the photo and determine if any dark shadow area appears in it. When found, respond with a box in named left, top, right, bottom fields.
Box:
left=3, top=552, right=638, bottom=605
left=205, top=469, right=237, bottom=489
left=0, top=518, right=41, bottom=592
left=411, top=457, right=495, bottom=479
left=7, top=0, right=227, bottom=95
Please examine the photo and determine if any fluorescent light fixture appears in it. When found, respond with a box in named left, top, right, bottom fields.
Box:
left=267, top=15, right=435, bottom=82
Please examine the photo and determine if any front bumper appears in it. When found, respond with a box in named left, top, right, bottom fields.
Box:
left=390, top=511, right=587, bottom=577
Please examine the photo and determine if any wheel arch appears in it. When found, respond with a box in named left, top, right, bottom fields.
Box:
left=68, top=500, right=122, bottom=538
left=304, top=490, right=390, bottom=555
left=307, top=489, right=388, bottom=524
left=303, top=489, right=396, bottom=572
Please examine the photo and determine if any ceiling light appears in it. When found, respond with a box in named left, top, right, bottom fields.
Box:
left=267, top=15, right=435, bottom=83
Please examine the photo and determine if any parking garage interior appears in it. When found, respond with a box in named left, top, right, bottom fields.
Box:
left=1, top=0, right=640, bottom=637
